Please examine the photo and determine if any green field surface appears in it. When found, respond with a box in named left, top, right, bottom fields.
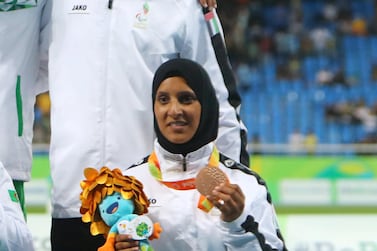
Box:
left=31, top=153, right=50, bottom=179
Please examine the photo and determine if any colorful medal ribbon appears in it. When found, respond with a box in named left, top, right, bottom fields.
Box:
left=148, top=147, right=219, bottom=212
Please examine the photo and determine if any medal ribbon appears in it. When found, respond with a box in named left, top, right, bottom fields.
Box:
left=148, top=147, right=219, bottom=212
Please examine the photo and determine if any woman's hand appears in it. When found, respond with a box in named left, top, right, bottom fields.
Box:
left=114, top=234, right=139, bottom=251
left=199, top=0, right=217, bottom=9
left=208, top=183, right=245, bottom=222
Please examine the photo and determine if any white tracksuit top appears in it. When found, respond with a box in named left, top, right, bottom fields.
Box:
left=122, top=141, right=286, bottom=251
left=48, top=0, right=246, bottom=218
left=0, top=162, right=34, bottom=251
left=0, top=0, right=50, bottom=181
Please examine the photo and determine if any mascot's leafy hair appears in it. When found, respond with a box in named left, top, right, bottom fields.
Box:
left=80, top=167, right=149, bottom=235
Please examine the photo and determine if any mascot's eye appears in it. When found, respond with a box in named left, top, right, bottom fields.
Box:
left=117, top=196, right=121, bottom=200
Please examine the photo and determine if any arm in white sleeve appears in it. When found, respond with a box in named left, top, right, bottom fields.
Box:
left=218, top=175, right=286, bottom=251
left=0, top=162, right=35, bottom=251
left=181, top=2, right=246, bottom=163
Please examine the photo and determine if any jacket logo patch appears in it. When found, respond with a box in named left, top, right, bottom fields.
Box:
left=148, top=198, right=159, bottom=207
left=133, top=2, right=150, bottom=29
left=69, top=4, right=89, bottom=14
left=72, top=5, right=87, bottom=11
left=224, top=159, right=235, bottom=167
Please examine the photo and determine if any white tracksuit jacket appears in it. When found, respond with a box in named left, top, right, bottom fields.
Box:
left=0, top=162, right=34, bottom=251
left=122, top=141, right=286, bottom=251
left=48, top=0, right=246, bottom=218
left=0, top=0, right=51, bottom=181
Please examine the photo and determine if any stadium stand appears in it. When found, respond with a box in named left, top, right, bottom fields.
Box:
left=216, top=0, right=377, bottom=148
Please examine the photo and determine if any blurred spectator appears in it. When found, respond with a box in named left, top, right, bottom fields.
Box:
left=217, top=1, right=242, bottom=63
left=353, top=99, right=377, bottom=139
left=289, top=3, right=304, bottom=35
left=246, top=40, right=261, bottom=64
left=276, top=63, right=291, bottom=80
left=371, top=102, right=377, bottom=116
left=288, top=55, right=302, bottom=79
left=316, top=67, right=352, bottom=87
left=367, top=7, right=377, bottom=35
left=236, top=60, right=253, bottom=91
left=233, top=8, right=250, bottom=57
left=371, top=64, right=377, bottom=81
left=336, top=2, right=353, bottom=34
left=299, top=33, right=315, bottom=56
left=270, top=2, right=290, bottom=32
left=351, top=16, right=368, bottom=36
left=288, top=128, right=304, bottom=154
left=332, top=67, right=351, bottom=87
left=36, top=92, right=50, bottom=115
left=304, top=129, right=318, bottom=155
left=325, top=101, right=357, bottom=124
left=274, top=31, right=300, bottom=59
left=316, top=67, right=334, bottom=86
left=33, top=92, right=51, bottom=144
left=309, top=25, right=335, bottom=54
left=322, top=1, right=338, bottom=22
left=259, top=31, right=275, bottom=56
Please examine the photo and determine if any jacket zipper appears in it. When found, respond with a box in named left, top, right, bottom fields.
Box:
left=182, top=156, right=187, bottom=172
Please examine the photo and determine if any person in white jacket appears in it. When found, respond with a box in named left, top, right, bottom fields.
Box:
left=115, top=58, right=286, bottom=251
left=47, top=1, right=248, bottom=250
left=0, top=161, right=35, bottom=251
left=0, top=0, right=51, bottom=216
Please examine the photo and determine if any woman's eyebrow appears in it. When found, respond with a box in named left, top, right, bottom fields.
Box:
left=178, top=90, right=196, bottom=95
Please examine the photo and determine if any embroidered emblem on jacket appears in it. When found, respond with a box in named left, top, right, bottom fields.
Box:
left=8, top=189, right=20, bottom=202
left=0, top=0, right=37, bottom=11
left=224, top=159, right=235, bottom=167
left=134, top=1, right=150, bottom=29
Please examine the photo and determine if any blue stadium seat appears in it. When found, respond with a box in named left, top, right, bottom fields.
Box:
left=235, top=0, right=377, bottom=145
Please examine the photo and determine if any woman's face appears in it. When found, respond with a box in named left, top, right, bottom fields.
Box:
left=154, top=76, right=201, bottom=144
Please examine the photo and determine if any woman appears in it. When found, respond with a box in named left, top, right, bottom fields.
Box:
left=116, top=58, right=286, bottom=251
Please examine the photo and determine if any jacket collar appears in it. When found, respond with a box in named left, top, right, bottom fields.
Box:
left=153, top=140, right=214, bottom=181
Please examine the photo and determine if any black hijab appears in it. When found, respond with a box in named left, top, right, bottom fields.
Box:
left=152, top=58, right=219, bottom=155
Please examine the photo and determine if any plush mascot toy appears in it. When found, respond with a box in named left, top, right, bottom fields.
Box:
left=80, top=167, right=162, bottom=251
